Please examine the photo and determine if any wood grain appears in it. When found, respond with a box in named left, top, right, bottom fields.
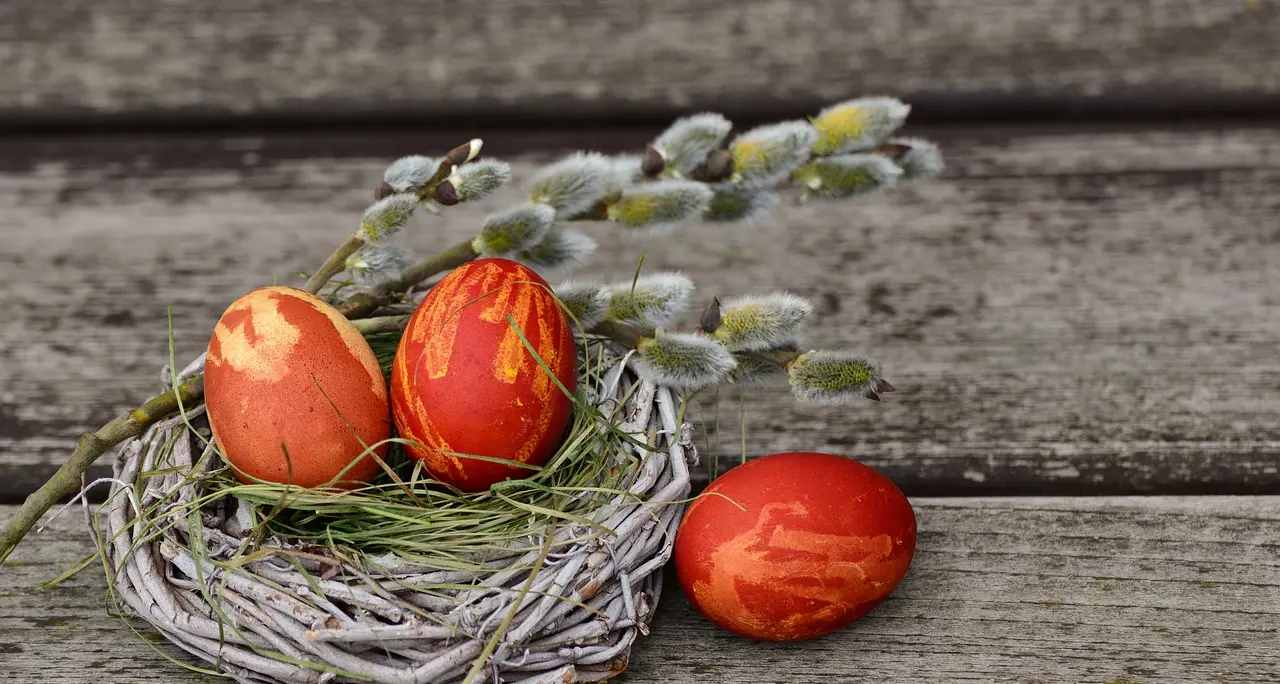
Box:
left=2, top=125, right=1279, bottom=500
left=3, top=498, right=1276, bottom=683
left=1, top=1, right=1278, bottom=123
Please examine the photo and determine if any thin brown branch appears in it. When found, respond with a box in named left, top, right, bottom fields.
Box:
left=0, top=375, right=205, bottom=564
left=337, top=239, right=478, bottom=319
left=587, top=319, right=652, bottom=348
left=351, top=315, right=408, bottom=334
left=738, top=348, right=803, bottom=369
left=301, top=234, right=366, bottom=294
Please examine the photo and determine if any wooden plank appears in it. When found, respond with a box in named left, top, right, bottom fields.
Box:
left=1, top=1, right=1278, bottom=123
left=3, top=497, right=1277, bottom=682
left=2, top=125, right=1279, bottom=500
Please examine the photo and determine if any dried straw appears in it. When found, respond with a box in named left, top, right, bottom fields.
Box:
left=98, top=348, right=694, bottom=684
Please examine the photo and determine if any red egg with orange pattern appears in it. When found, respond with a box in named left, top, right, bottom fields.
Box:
left=204, top=286, right=391, bottom=488
left=391, top=258, right=578, bottom=493
left=674, top=451, right=917, bottom=642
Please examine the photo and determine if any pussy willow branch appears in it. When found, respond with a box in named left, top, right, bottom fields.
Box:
left=0, top=128, right=871, bottom=558
left=0, top=376, right=205, bottom=564
left=336, top=132, right=888, bottom=316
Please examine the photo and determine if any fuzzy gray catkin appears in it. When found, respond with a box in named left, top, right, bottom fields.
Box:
left=604, top=273, right=695, bottom=328
left=634, top=330, right=738, bottom=389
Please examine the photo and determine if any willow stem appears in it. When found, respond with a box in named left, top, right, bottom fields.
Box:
left=587, top=320, right=803, bottom=364
left=0, top=376, right=205, bottom=564
left=338, top=239, right=479, bottom=319
left=351, top=315, right=407, bottom=334
left=588, top=319, right=651, bottom=348
left=738, top=348, right=802, bottom=369
left=301, top=234, right=366, bottom=294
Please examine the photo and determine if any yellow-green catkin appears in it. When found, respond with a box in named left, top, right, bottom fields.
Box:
left=711, top=293, right=813, bottom=351
left=634, top=331, right=738, bottom=389
left=788, top=350, right=886, bottom=404
left=810, top=96, right=910, bottom=155
left=606, top=181, right=713, bottom=232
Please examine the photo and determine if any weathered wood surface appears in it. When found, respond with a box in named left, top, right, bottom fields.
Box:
left=3, top=497, right=1277, bottom=683
left=2, top=1, right=1279, bottom=122
left=2, top=125, right=1279, bottom=500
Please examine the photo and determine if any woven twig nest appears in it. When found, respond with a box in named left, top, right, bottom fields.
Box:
left=98, top=346, right=695, bottom=684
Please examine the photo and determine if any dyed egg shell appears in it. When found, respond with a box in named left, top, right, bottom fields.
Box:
left=674, top=452, right=917, bottom=642
left=391, top=258, right=578, bottom=492
left=204, top=286, right=390, bottom=488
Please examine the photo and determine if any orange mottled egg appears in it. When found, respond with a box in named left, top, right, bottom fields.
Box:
left=674, top=452, right=917, bottom=642
left=204, top=286, right=390, bottom=488
left=391, top=258, right=578, bottom=492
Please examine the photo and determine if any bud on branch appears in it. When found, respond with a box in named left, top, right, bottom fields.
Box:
left=728, top=345, right=796, bottom=386
left=881, top=137, right=945, bottom=179
left=446, top=159, right=513, bottom=203
left=528, top=152, right=614, bottom=218
left=357, top=194, right=420, bottom=243
left=634, top=330, right=738, bottom=389
left=651, top=112, right=734, bottom=177
left=346, top=243, right=414, bottom=291
left=604, top=272, right=695, bottom=327
left=703, top=185, right=778, bottom=223
left=606, top=181, right=714, bottom=233
left=383, top=155, right=440, bottom=194
left=730, top=121, right=819, bottom=188
left=787, top=350, right=896, bottom=404
left=711, top=293, right=814, bottom=351
left=553, top=281, right=611, bottom=330
left=473, top=204, right=556, bottom=257
left=811, top=96, right=910, bottom=155
left=517, top=227, right=597, bottom=272
left=793, top=154, right=904, bottom=199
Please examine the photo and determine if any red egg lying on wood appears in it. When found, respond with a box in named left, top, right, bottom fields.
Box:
left=391, top=258, right=578, bottom=492
left=674, top=451, right=917, bottom=642
left=204, top=286, right=391, bottom=488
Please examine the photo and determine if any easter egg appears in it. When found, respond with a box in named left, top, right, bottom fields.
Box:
left=674, top=452, right=916, bottom=642
left=204, top=286, right=391, bottom=488
left=391, top=258, right=578, bottom=492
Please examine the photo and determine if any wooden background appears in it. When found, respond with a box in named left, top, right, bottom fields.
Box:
left=2, top=1, right=1278, bottom=682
